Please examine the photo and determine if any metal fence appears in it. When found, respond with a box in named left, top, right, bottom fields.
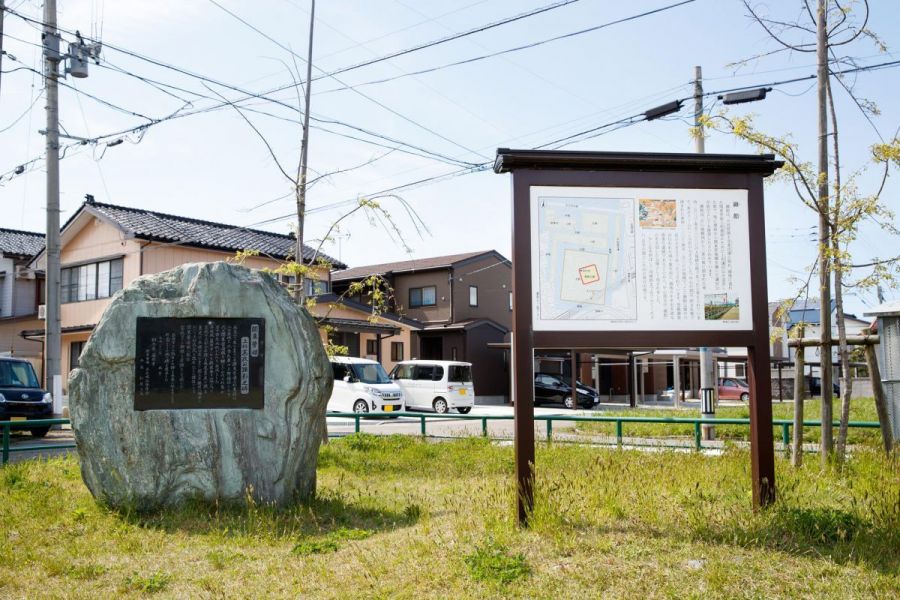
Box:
left=325, top=412, right=881, bottom=452
left=1, top=414, right=882, bottom=465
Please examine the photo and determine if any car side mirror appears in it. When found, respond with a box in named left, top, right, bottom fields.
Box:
left=343, top=375, right=352, bottom=383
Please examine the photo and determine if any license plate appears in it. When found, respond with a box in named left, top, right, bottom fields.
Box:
left=459, top=389, right=467, bottom=395
left=383, top=405, right=393, bottom=412
left=10, top=416, right=26, bottom=422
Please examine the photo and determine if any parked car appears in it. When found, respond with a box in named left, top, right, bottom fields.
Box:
left=327, top=357, right=404, bottom=414
left=0, top=357, right=53, bottom=437
left=808, top=377, right=840, bottom=397
left=534, top=373, right=598, bottom=409
left=718, top=377, right=750, bottom=402
left=390, top=360, right=475, bottom=414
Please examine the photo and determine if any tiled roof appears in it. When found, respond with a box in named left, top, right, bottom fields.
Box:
left=313, top=293, right=422, bottom=329
left=0, top=228, right=44, bottom=258
left=72, top=199, right=345, bottom=268
left=332, top=250, right=505, bottom=281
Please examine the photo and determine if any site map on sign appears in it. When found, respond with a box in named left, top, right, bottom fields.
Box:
left=536, top=195, right=637, bottom=322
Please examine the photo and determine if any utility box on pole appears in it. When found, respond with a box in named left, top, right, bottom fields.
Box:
left=864, top=301, right=900, bottom=441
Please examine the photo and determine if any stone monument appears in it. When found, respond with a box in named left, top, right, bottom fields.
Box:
left=68, top=262, right=332, bottom=510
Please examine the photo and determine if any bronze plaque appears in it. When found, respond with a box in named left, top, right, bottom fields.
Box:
left=134, top=317, right=265, bottom=410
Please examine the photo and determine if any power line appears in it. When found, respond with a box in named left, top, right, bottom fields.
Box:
left=311, top=0, right=699, bottom=95
left=304, top=0, right=584, bottom=79
left=0, top=29, right=487, bottom=174
left=309, top=0, right=493, bottom=63
left=204, top=0, right=487, bottom=161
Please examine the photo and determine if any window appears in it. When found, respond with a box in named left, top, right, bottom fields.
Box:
left=70, top=341, right=86, bottom=371
left=391, top=342, right=404, bottom=361
left=391, top=364, right=414, bottom=380
left=332, top=362, right=349, bottom=381
left=431, top=366, right=444, bottom=381
left=62, top=258, right=124, bottom=303
left=0, top=360, right=40, bottom=388
left=409, top=286, right=436, bottom=308
left=734, top=363, right=746, bottom=378
left=413, top=365, right=434, bottom=381
left=366, top=339, right=378, bottom=356
left=469, top=285, right=478, bottom=307
left=448, top=365, right=472, bottom=382
left=304, top=278, right=330, bottom=297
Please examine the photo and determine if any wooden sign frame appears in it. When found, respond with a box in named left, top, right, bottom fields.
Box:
left=494, top=149, right=784, bottom=525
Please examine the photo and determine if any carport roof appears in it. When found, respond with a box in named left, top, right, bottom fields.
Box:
left=321, top=318, right=400, bottom=335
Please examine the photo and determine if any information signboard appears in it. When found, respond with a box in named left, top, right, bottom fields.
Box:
left=531, top=186, right=752, bottom=331
left=495, top=149, right=783, bottom=525
left=134, top=317, right=265, bottom=410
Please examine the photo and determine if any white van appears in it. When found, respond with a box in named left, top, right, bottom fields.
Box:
left=389, top=360, right=474, bottom=414
left=328, top=357, right=405, bottom=414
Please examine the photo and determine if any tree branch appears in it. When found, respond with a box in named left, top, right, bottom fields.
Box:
left=202, top=83, right=297, bottom=186
left=743, top=0, right=816, bottom=52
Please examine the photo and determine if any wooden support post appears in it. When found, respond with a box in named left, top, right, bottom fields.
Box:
left=864, top=337, right=893, bottom=455
left=792, top=327, right=805, bottom=467
left=749, top=341, right=776, bottom=505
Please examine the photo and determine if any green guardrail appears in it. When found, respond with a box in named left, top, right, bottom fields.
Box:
left=1, top=418, right=74, bottom=465
left=1, top=414, right=882, bottom=465
left=325, top=411, right=881, bottom=452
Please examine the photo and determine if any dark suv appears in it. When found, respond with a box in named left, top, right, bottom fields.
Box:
left=0, top=357, right=53, bottom=437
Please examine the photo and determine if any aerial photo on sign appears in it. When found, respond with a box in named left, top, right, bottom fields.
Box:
left=531, top=186, right=753, bottom=331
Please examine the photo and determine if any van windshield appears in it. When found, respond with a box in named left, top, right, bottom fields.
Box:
left=0, top=360, right=40, bottom=388
left=448, top=365, right=472, bottom=383
left=351, top=363, right=392, bottom=385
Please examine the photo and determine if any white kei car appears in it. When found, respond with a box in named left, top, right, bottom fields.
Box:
left=327, top=357, right=404, bottom=414
left=389, top=360, right=475, bottom=414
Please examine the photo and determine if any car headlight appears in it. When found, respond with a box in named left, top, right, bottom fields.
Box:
left=0, top=393, right=6, bottom=403
left=43, top=393, right=53, bottom=404
left=364, top=386, right=383, bottom=397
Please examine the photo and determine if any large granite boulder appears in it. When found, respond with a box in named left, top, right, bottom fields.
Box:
left=69, top=262, right=332, bottom=510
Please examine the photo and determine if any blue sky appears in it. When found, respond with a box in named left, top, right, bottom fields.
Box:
left=1, top=0, right=898, bottom=316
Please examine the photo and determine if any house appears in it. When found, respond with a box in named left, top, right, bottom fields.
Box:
left=25, top=196, right=343, bottom=391
left=0, top=228, right=45, bottom=372
left=331, top=250, right=512, bottom=399
left=311, top=293, right=422, bottom=374
left=782, top=299, right=870, bottom=376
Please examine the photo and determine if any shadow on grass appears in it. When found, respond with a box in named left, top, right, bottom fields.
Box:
left=695, top=505, right=900, bottom=575
left=109, top=492, right=421, bottom=542
left=536, top=501, right=899, bottom=575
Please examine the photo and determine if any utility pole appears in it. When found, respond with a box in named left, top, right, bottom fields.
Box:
left=694, top=65, right=717, bottom=439
left=693, top=66, right=705, bottom=153
left=816, top=0, right=833, bottom=463
left=43, top=0, right=63, bottom=411
left=295, top=0, right=315, bottom=302
left=1, top=1, right=6, bottom=102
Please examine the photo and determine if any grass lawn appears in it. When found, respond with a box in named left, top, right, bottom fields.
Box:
left=576, top=397, right=884, bottom=447
left=1, top=436, right=898, bottom=598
